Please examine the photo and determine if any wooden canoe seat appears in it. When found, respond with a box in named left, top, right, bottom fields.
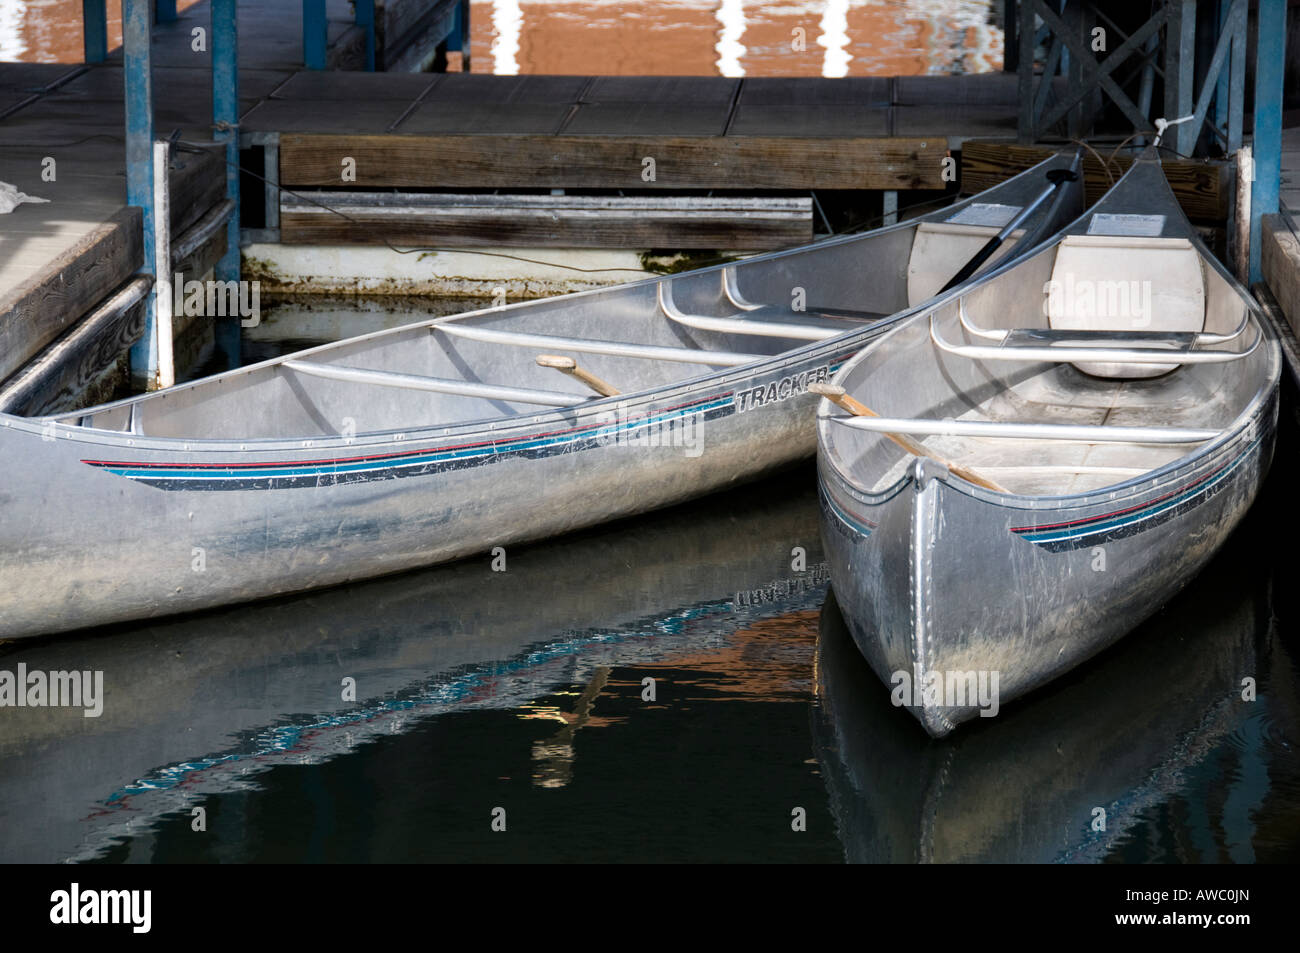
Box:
left=1046, top=235, right=1205, bottom=378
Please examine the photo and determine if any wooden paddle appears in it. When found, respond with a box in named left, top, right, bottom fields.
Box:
left=809, top=382, right=1008, bottom=493
left=536, top=354, right=621, bottom=397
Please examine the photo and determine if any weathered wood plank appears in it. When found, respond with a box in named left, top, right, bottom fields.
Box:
left=0, top=276, right=149, bottom=416
left=169, top=143, right=226, bottom=236
left=0, top=206, right=142, bottom=382
left=280, top=193, right=813, bottom=249
left=280, top=134, right=946, bottom=190
left=961, top=140, right=1232, bottom=222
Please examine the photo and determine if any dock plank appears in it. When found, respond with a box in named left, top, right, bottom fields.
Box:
left=280, top=133, right=947, bottom=190
left=0, top=207, right=142, bottom=382
left=961, top=140, right=1232, bottom=222
left=279, top=194, right=813, bottom=249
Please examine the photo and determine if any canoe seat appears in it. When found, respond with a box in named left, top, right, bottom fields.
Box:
left=1046, top=235, right=1205, bottom=378
left=907, top=221, right=1023, bottom=306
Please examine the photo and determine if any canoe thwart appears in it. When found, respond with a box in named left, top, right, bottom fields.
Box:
left=958, top=298, right=1253, bottom=348
left=809, top=382, right=1008, bottom=492
left=283, top=360, right=588, bottom=407
left=658, top=281, right=852, bottom=342
left=932, top=311, right=1262, bottom=365
left=828, top=414, right=1222, bottom=444
left=721, top=267, right=885, bottom=324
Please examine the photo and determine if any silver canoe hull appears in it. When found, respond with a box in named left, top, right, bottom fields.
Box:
left=811, top=534, right=1272, bottom=862
left=0, top=154, right=1085, bottom=639
left=816, top=155, right=1282, bottom=737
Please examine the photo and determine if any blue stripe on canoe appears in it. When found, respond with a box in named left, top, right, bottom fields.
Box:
left=80, top=352, right=857, bottom=491
left=1012, top=435, right=1260, bottom=550
left=85, top=395, right=734, bottom=488
left=819, top=482, right=877, bottom=539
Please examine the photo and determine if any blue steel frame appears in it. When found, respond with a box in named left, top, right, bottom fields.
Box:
left=304, top=0, right=327, bottom=69
left=355, top=0, right=376, bottom=71
left=123, top=0, right=158, bottom=385
left=83, top=0, right=107, bottom=63
left=213, top=0, right=240, bottom=282
left=1249, top=1, right=1286, bottom=285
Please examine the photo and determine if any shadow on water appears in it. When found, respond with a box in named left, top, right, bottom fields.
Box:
left=814, top=426, right=1300, bottom=863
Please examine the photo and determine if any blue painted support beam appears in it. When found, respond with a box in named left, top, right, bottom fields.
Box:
left=213, top=0, right=240, bottom=283
left=1214, top=0, right=1230, bottom=135
left=355, top=0, right=376, bottom=71
left=82, top=0, right=107, bottom=63
left=303, top=0, right=328, bottom=70
left=1250, top=0, right=1287, bottom=285
left=123, top=0, right=158, bottom=387
left=156, top=0, right=178, bottom=23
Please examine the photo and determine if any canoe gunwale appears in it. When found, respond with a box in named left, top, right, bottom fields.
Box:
left=816, top=157, right=1283, bottom=513
left=0, top=155, right=1085, bottom=454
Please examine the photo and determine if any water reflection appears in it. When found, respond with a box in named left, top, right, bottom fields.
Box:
left=812, top=477, right=1300, bottom=863
left=0, top=468, right=830, bottom=862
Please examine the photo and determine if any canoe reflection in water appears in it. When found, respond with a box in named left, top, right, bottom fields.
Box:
left=812, top=493, right=1297, bottom=862
left=0, top=471, right=825, bottom=863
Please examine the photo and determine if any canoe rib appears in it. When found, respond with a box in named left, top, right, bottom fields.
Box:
left=283, top=360, right=586, bottom=407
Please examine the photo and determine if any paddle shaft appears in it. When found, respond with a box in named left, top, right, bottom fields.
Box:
left=536, top=354, right=621, bottom=397
left=812, top=385, right=1008, bottom=493
left=937, top=168, right=1078, bottom=295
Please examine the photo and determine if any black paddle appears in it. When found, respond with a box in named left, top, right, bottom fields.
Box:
left=937, top=167, right=1080, bottom=295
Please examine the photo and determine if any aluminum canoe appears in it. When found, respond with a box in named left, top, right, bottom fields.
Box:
left=815, top=152, right=1282, bottom=738
left=0, top=153, right=1082, bottom=639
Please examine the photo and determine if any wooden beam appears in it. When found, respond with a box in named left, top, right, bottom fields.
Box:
left=280, top=193, right=813, bottom=249
left=279, top=134, right=945, bottom=190
left=0, top=276, right=149, bottom=416
left=0, top=207, right=143, bottom=383
left=960, top=140, right=1232, bottom=223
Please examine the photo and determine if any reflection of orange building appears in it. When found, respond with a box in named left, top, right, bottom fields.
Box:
left=470, top=1, right=1003, bottom=77
left=3, top=0, right=206, bottom=64
left=7, top=1, right=1002, bottom=75
left=522, top=608, right=820, bottom=788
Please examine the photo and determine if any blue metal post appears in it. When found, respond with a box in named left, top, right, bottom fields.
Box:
left=82, top=0, right=107, bottom=63
left=355, top=0, right=376, bottom=71
left=304, top=0, right=328, bottom=69
left=1214, top=0, right=1230, bottom=135
left=1249, top=0, right=1286, bottom=285
left=156, top=0, right=177, bottom=23
left=123, top=0, right=157, bottom=385
left=213, top=0, right=240, bottom=283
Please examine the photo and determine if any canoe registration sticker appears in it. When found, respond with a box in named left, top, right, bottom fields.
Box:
left=1086, top=213, right=1166, bottom=237
left=736, top=364, right=831, bottom=413
left=945, top=203, right=1022, bottom=228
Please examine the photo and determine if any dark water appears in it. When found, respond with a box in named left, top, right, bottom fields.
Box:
left=2, top=302, right=1298, bottom=864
